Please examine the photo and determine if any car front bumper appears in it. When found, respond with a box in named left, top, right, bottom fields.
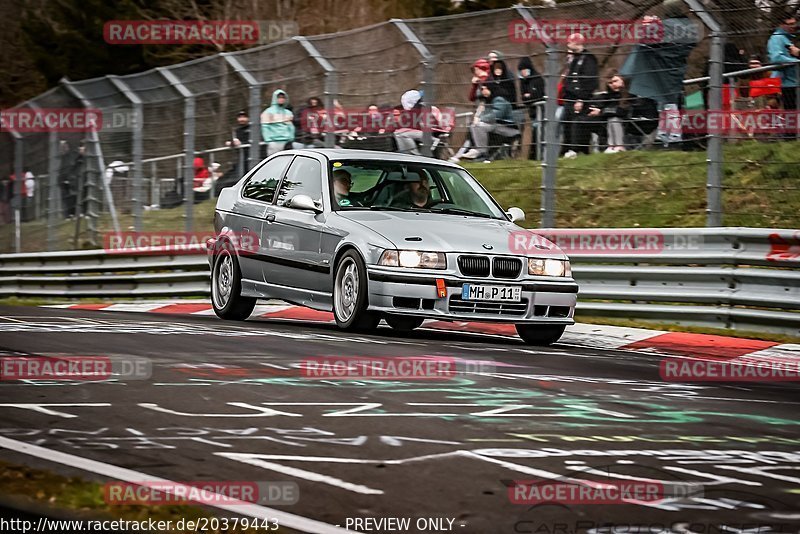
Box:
left=366, top=267, right=577, bottom=324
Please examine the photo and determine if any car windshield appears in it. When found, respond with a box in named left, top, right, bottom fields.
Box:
left=329, top=160, right=507, bottom=219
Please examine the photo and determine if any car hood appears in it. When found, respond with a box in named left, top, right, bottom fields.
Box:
left=337, top=211, right=567, bottom=258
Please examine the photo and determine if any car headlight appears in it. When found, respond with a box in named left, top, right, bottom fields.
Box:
left=379, top=250, right=446, bottom=269
left=528, top=258, right=570, bottom=277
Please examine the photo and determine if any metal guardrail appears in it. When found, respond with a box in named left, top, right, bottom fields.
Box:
left=0, top=229, right=798, bottom=336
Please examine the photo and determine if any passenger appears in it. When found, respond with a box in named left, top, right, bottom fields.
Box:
left=332, top=169, right=361, bottom=207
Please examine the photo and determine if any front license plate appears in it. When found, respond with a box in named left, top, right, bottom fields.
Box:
left=461, top=284, right=521, bottom=302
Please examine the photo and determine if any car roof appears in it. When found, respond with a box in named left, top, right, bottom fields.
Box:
left=283, top=148, right=464, bottom=169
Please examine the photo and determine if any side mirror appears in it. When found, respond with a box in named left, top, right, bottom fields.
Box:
left=506, top=207, right=525, bottom=223
left=286, top=194, right=322, bottom=213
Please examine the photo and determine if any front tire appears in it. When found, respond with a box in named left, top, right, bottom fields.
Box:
left=385, top=315, right=425, bottom=332
left=211, top=244, right=256, bottom=320
left=515, top=324, right=566, bottom=346
left=333, top=250, right=380, bottom=331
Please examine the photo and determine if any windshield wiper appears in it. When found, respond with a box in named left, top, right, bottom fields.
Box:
left=367, top=206, right=431, bottom=212
left=430, top=207, right=494, bottom=219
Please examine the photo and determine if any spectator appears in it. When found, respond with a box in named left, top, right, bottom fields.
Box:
left=58, top=140, right=83, bottom=218
left=518, top=56, right=545, bottom=120
left=293, top=96, right=325, bottom=148
left=394, top=89, right=429, bottom=155
left=226, top=110, right=251, bottom=149
left=193, top=157, right=210, bottom=189
left=486, top=56, right=517, bottom=105
left=620, top=0, right=700, bottom=110
left=587, top=72, right=635, bottom=153
left=468, top=58, right=491, bottom=102
left=226, top=110, right=251, bottom=171
left=261, top=89, right=295, bottom=156
left=767, top=12, right=800, bottom=110
left=460, top=84, right=518, bottom=161
left=561, top=33, right=598, bottom=158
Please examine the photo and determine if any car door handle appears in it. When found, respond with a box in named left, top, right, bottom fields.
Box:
left=266, top=213, right=276, bottom=223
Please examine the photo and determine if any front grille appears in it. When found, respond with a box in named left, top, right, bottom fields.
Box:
left=448, top=296, right=529, bottom=316
left=458, top=255, right=490, bottom=277
left=492, top=257, right=523, bottom=279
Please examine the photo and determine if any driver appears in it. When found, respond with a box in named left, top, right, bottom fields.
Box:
left=389, top=172, right=433, bottom=208
left=332, top=169, right=362, bottom=207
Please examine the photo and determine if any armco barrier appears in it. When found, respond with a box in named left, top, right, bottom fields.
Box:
left=0, top=229, right=798, bottom=336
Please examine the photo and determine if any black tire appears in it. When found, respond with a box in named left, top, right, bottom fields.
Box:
left=515, top=324, right=566, bottom=346
left=211, top=243, right=256, bottom=320
left=332, top=250, right=380, bottom=331
left=385, top=315, right=425, bottom=332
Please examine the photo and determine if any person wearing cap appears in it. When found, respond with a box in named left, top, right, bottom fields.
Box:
left=226, top=110, right=251, bottom=148
left=561, top=32, right=598, bottom=158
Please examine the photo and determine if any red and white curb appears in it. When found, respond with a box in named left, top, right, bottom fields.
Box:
left=45, top=300, right=799, bottom=361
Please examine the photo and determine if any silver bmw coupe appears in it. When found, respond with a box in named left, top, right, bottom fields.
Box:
left=207, top=149, right=577, bottom=345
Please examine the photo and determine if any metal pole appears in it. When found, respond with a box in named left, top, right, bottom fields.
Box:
left=541, top=45, right=560, bottom=228
left=157, top=67, right=195, bottom=232
left=108, top=76, right=144, bottom=232
left=391, top=20, right=437, bottom=158
left=222, top=53, right=262, bottom=171
left=535, top=102, right=543, bottom=161
left=706, top=32, right=724, bottom=227
left=10, top=130, right=23, bottom=252
left=516, top=6, right=558, bottom=227
left=796, top=64, right=800, bottom=140
left=47, top=130, right=59, bottom=252
left=296, top=36, right=337, bottom=149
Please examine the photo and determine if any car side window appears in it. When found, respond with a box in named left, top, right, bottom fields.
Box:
left=242, top=155, right=292, bottom=202
left=276, top=156, right=323, bottom=207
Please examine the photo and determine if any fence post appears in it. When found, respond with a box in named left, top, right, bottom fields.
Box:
left=391, top=19, right=437, bottom=157
left=158, top=67, right=195, bottom=232
left=47, top=129, right=59, bottom=251
left=296, top=36, right=337, bottom=148
left=222, top=53, right=262, bottom=171
left=61, top=78, right=119, bottom=246
left=684, top=0, right=723, bottom=227
left=8, top=129, right=23, bottom=252
left=108, top=76, right=144, bottom=231
left=516, top=7, right=558, bottom=227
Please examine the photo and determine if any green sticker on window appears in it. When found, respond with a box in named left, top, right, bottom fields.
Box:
left=333, top=162, right=343, bottom=167
left=338, top=198, right=351, bottom=206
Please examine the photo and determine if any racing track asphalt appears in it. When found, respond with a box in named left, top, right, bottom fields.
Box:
left=0, top=305, right=799, bottom=533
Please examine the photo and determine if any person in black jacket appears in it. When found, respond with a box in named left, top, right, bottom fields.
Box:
left=560, top=33, right=599, bottom=157
left=486, top=58, right=517, bottom=106
left=518, top=56, right=545, bottom=121
left=587, top=71, right=634, bottom=153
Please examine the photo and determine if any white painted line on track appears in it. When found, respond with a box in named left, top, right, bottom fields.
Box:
left=0, top=436, right=359, bottom=534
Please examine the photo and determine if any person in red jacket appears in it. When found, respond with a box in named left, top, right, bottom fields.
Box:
left=468, top=58, right=490, bottom=102
left=193, top=157, right=210, bottom=189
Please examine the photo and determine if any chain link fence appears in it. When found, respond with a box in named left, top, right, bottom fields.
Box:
left=2, top=0, right=799, bottom=252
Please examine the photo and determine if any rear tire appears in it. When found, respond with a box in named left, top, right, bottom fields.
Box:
left=211, top=243, right=256, bottom=320
left=333, top=250, right=380, bottom=331
left=385, top=315, right=425, bottom=332
left=515, top=324, right=566, bottom=346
